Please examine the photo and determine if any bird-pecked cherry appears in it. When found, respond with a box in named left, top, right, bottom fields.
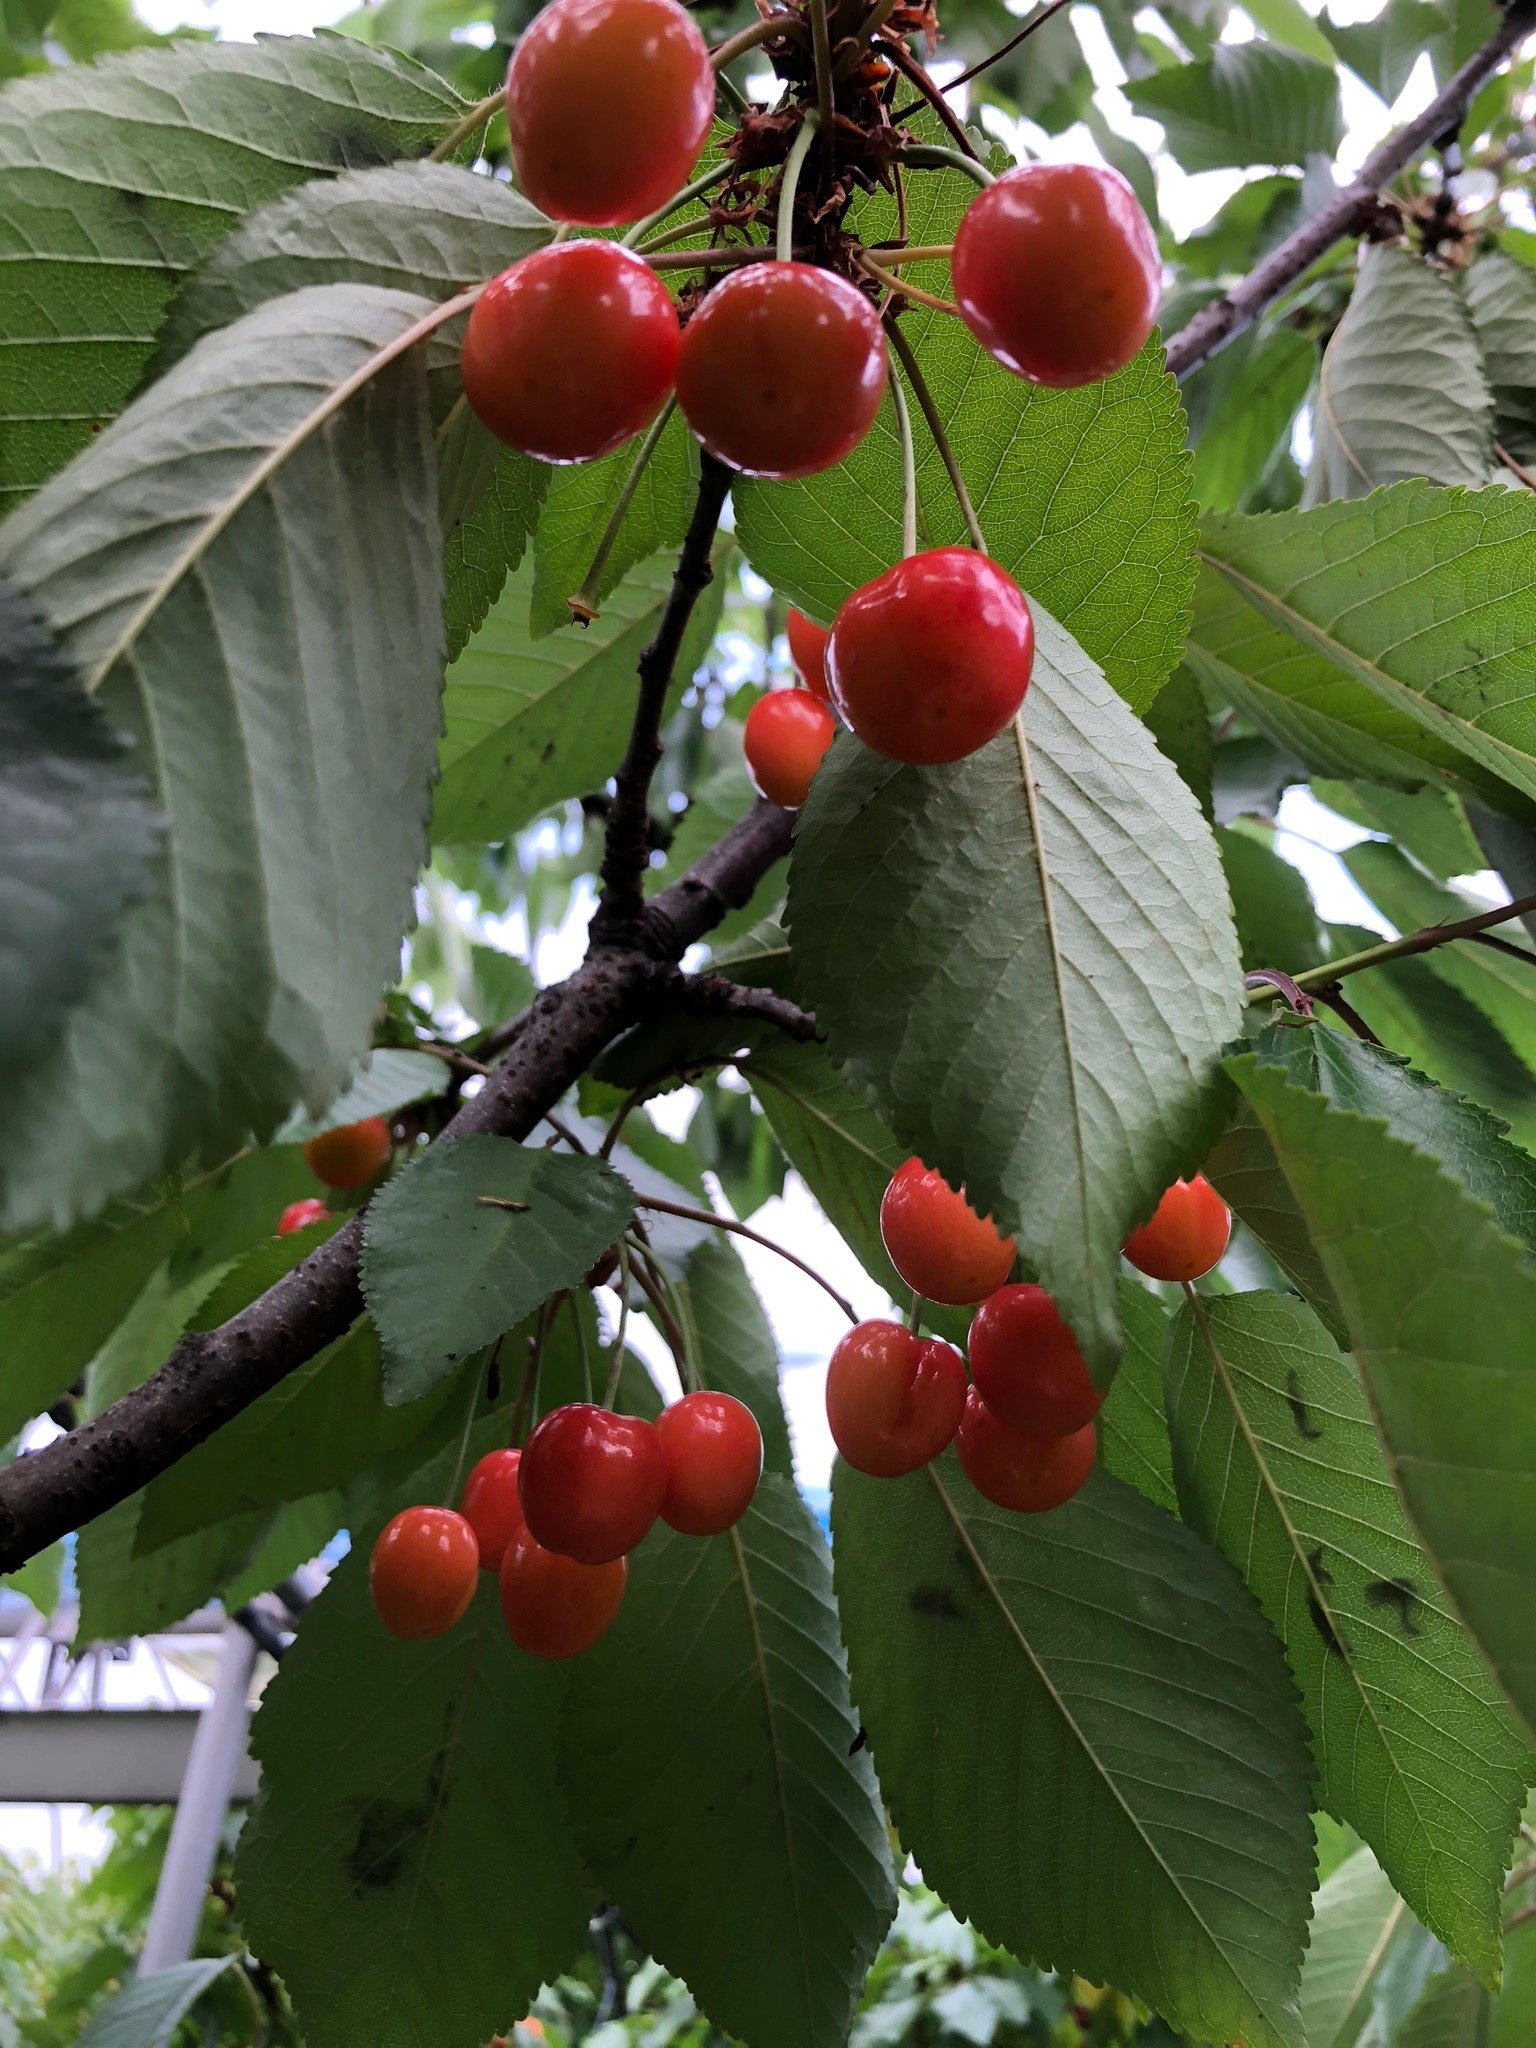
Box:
left=880, top=1157, right=1015, bottom=1306
left=1123, top=1175, right=1232, bottom=1282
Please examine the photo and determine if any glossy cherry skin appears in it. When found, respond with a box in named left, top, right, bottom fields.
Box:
left=676, top=263, right=887, bottom=479
left=518, top=1402, right=666, bottom=1564
left=827, top=549, right=1034, bottom=765
left=1123, top=1175, right=1232, bottom=1283
left=955, top=1388, right=1096, bottom=1513
left=500, top=1527, right=627, bottom=1659
left=369, top=1507, right=480, bottom=1640
left=879, top=1157, right=1016, bottom=1307
left=303, top=1115, right=392, bottom=1190
left=459, top=1448, right=525, bottom=1571
left=825, top=1320, right=967, bottom=1478
left=968, top=1283, right=1104, bottom=1437
left=953, top=163, right=1160, bottom=389
left=786, top=608, right=832, bottom=703
left=654, top=1391, right=764, bottom=1535
left=277, top=1197, right=328, bottom=1235
left=506, top=0, right=713, bottom=226
left=743, top=690, right=836, bottom=810
left=463, top=243, right=679, bottom=465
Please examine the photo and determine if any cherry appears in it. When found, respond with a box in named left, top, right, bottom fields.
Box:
left=968, top=1283, right=1104, bottom=1437
left=653, top=1391, right=764, bottom=1535
left=786, top=608, right=832, bottom=703
left=952, top=163, right=1160, bottom=389
left=743, top=690, right=836, bottom=810
left=277, top=1197, right=328, bottom=1235
left=303, top=1115, right=392, bottom=1190
left=827, top=549, right=1034, bottom=765
left=1123, top=1175, right=1231, bottom=1283
left=463, top=244, right=679, bottom=465
left=675, top=262, right=887, bottom=479
left=825, top=1319, right=967, bottom=1478
left=879, top=1157, right=1015, bottom=1307
left=506, top=0, right=713, bottom=227
left=518, top=1402, right=666, bottom=1563
left=369, top=1506, right=479, bottom=1640
left=500, top=1526, right=627, bottom=1659
left=955, top=1388, right=1096, bottom=1514
left=458, top=1447, right=524, bottom=1571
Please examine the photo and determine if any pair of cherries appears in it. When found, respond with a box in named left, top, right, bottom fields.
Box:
left=275, top=1113, right=396, bottom=1233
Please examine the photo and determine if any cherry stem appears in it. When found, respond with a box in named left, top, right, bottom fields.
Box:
left=566, top=1290, right=596, bottom=1403
left=777, top=109, right=821, bottom=264
left=1244, top=889, right=1536, bottom=1001
left=888, top=363, right=919, bottom=560
left=906, top=1293, right=926, bottom=1333
left=832, top=0, right=901, bottom=80
left=1503, top=1857, right=1536, bottom=1894
left=809, top=0, right=836, bottom=173
left=860, top=251, right=959, bottom=316
left=865, top=243, right=954, bottom=264
left=635, top=215, right=722, bottom=255
left=1496, top=439, right=1536, bottom=490
left=634, top=1191, right=859, bottom=1322
left=644, top=244, right=771, bottom=272
left=885, top=318, right=987, bottom=552
left=625, top=1237, right=698, bottom=1389
left=880, top=36, right=982, bottom=162
left=427, top=86, right=506, bottom=165
left=623, top=162, right=736, bottom=249
left=711, top=10, right=805, bottom=69
left=715, top=65, right=751, bottom=115
left=443, top=1355, right=485, bottom=1508
left=1506, top=1902, right=1536, bottom=1936
left=604, top=1238, right=634, bottom=1408
left=896, top=142, right=995, bottom=188
left=893, top=0, right=1072, bottom=115
left=571, top=400, right=678, bottom=622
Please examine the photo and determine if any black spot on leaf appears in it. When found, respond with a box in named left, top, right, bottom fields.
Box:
left=1365, top=1576, right=1423, bottom=1636
left=848, top=1726, right=868, bottom=1755
left=909, top=1584, right=963, bottom=1621
left=1305, top=1546, right=1346, bottom=1657
left=1286, top=1370, right=1323, bottom=1441
left=347, top=1796, right=425, bottom=1893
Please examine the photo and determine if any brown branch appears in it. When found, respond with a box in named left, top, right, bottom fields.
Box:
left=879, top=36, right=982, bottom=161
left=889, top=0, right=1072, bottom=118
left=674, top=974, right=820, bottom=1041
left=1246, top=889, right=1536, bottom=1005
left=632, top=1193, right=858, bottom=1321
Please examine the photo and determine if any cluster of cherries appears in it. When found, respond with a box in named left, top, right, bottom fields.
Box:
left=461, top=0, right=1162, bottom=808
left=828, top=1159, right=1231, bottom=1507
left=274, top=1113, right=395, bottom=1233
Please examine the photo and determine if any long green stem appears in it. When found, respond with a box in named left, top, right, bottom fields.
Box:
left=623, top=161, right=735, bottom=249
left=889, top=364, right=918, bottom=559
left=809, top=0, right=836, bottom=173
left=831, top=0, right=901, bottom=79
left=1245, top=888, right=1536, bottom=1002
left=777, top=109, right=821, bottom=264
left=570, top=400, right=677, bottom=622
left=896, top=142, right=996, bottom=188
left=711, top=10, right=803, bottom=69
left=603, top=1238, right=633, bottom=1407
left=885, top=318, right=987, bottom=551
left=859, top=251, right=959, bottom=316
left=442, top=1358, right=483, bottom=1507
left=428, top=87, right=505, bottom=165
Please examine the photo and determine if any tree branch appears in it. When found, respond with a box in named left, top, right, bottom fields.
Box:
left=673, top=973, right=820, bottom=1041
left=1245, top=888, right=1536, bottom=1004
left=1164, top=2, right=1536, bottom=378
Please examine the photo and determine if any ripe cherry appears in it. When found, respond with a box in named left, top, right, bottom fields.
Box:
left=518, top=1402, right=666, bottom=1564
left=463, top=243, right=679, bottom=465
left=506, top=0, right=713, bottom=226
left=675, top=262, right=886, bottom=479
left=825, top=1319, right=967, bottom=1478
left=955, top=1388, right=1096, bottom=1514
left=743, top=690, right=836, bottom=810
left=1123, top=1175, right=1232, bottom=1283
left=968, top=1284, right=1104, bottom=1437
left=880, top=1157, right=1015, bottom=1307
left=827, top=549, right=1034, bottom=765
left=953, top=163, right=1160, bottom=389
left=786, top=608, right=832, bottom=703
left=303, top=1115, right=392, bottom=1190
left=459, top=1447, right=524, bottom=1571
left=654, top=1391, right=764, bottom=1535
left=369, top=1506, right=479, bottom=1640
left=500, top=1526, right=627, bottom=1659
left=277, top=1197, right=328, bottom=1235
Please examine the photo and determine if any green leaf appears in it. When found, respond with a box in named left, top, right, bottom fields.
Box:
left=1312, top=779, right=1484, bottom=881
left=1463, top=253, right=1536, bottom=467
left=1127, top=43, right=1343, bottom=171
left=530, top=404, right=696, bottom=636
left=2, top=1536, right=62, bottom=1617
left=833, top=1460, right=1316, bottom=2048
left=1299, top=1845, right=1444, bottom=2048
left=0, top=284, right=444, bottom=1231
left=275, top=1047, right=448, bottom=1143
left=1185, top=318, right=1316, bottom=514
left=362, top=1134, right=636, bottom=1402
left=787, top=611, right=1242, bottom=1378
left=1400, top=1965, right=1493, bottom=2046
left=1241, top=0, right=1337, bottom=62
left=1320, top=0, right=1450, bottom=103
left=1144, top=663, right=1215, bottom=818
left=75, top=1956, right=236, bottom=2048
left=1099, top=1281, right=1178, bottom=1513
left=561, top=1476, right=896, bottom=2048
left=671, top=1234, right=794, bottom=1480
left=1218, top=821, right=1323, bottom=972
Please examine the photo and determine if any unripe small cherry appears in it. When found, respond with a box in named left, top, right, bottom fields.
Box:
left=304, top=1115, right=392, bottom=1190
left=518, top=1402, right=666, bottom=1563
left=369, top=1507, right=480, bottom=1639
left=786, top=608, right=832, bottom=703
left=743, top=690, right=836, bottom=810
left=500, top=1526, right=627, bottom=1659
left=1122, top=1175, right=1231, bottom=1283
left=880, top=1157, right=1015, bottom=1307
left=654, top=1391, right=763, bottom=1535
left=968, top=1283, right=1103, bottom=1437
left=459, top=1447, right=524, bottom=1571
left=955, top=1388, right=1096, bottom=1514
left=277, top=1197, right=328, bottom=1235
left=825, top=1319, right=967, bottom=1478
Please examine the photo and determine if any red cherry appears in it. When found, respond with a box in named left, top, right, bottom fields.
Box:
left=653, top=1391, right=764, bottom=1535
left=1123, top=1175, right=1232, bottom=1283
left=277, top=1197, right=328, bottom=1235
left=675, top=262, right=887, bottom=479
left=369, top=1507, right=479, bottom=1639
left=500, top=1526, right=627, bottom=1659
left=743, top=690, right=836, bottom=810
left=786, top=608, right=832, bottom=703
left=955, top=1388, right=1096, bottom=1513
left=518, top=1402, right=666, bottom=1563
left=825, top=1319, right=967, bottom=1478
left=463, top=244, right=679, bottom=465
left=968, top=1284, right=1104, bottom=1437
left=953, top=163, right=1160, bottom=389
left=827, top=549, right=1034, bottom=765
left=459, top=1448, right=525, bottom=1571
left=879, top=1157, right=1015, bottom=1307
left=303, top=1115, right=392, bottom=1190
left=506, top=0, right=713, bottom=226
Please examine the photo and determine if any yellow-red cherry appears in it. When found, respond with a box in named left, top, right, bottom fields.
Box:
left=879, top=1157, right=1015, bottom=1307
left=518, top=1402, right=666, bottom=1563
left=654, top=1391, right=764, bottom=1535
left=1123, top=1175, right=1231, bottom=1282
left=675, top=262, right=887, bottom=479
left=955, top=1388, right=1096, bottom=1514
left=459, top=1447, right=525, bottom=1571
left=500, top=1526, right=627, bottom=1659
left=506, top=0, right=713, bottom=226
left=303, top=1115, right=392, bottom=1190
left=953, top=162, right=1160, bottom=389
left=369, top=1506, right=480, bottom=1640
left=743, top=690, right=836, bottom=810
left=277, top=1197, right=328, bottom=1235
left=825, top=1319, right=967, bottom=1478
left=968, top=1283, right=1104, bottom=1438
left=827, top=549, right=1034, bottom=765
left=786, top=608, right=832, bottom=703
left=463, top=244, right=679, bottom=465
